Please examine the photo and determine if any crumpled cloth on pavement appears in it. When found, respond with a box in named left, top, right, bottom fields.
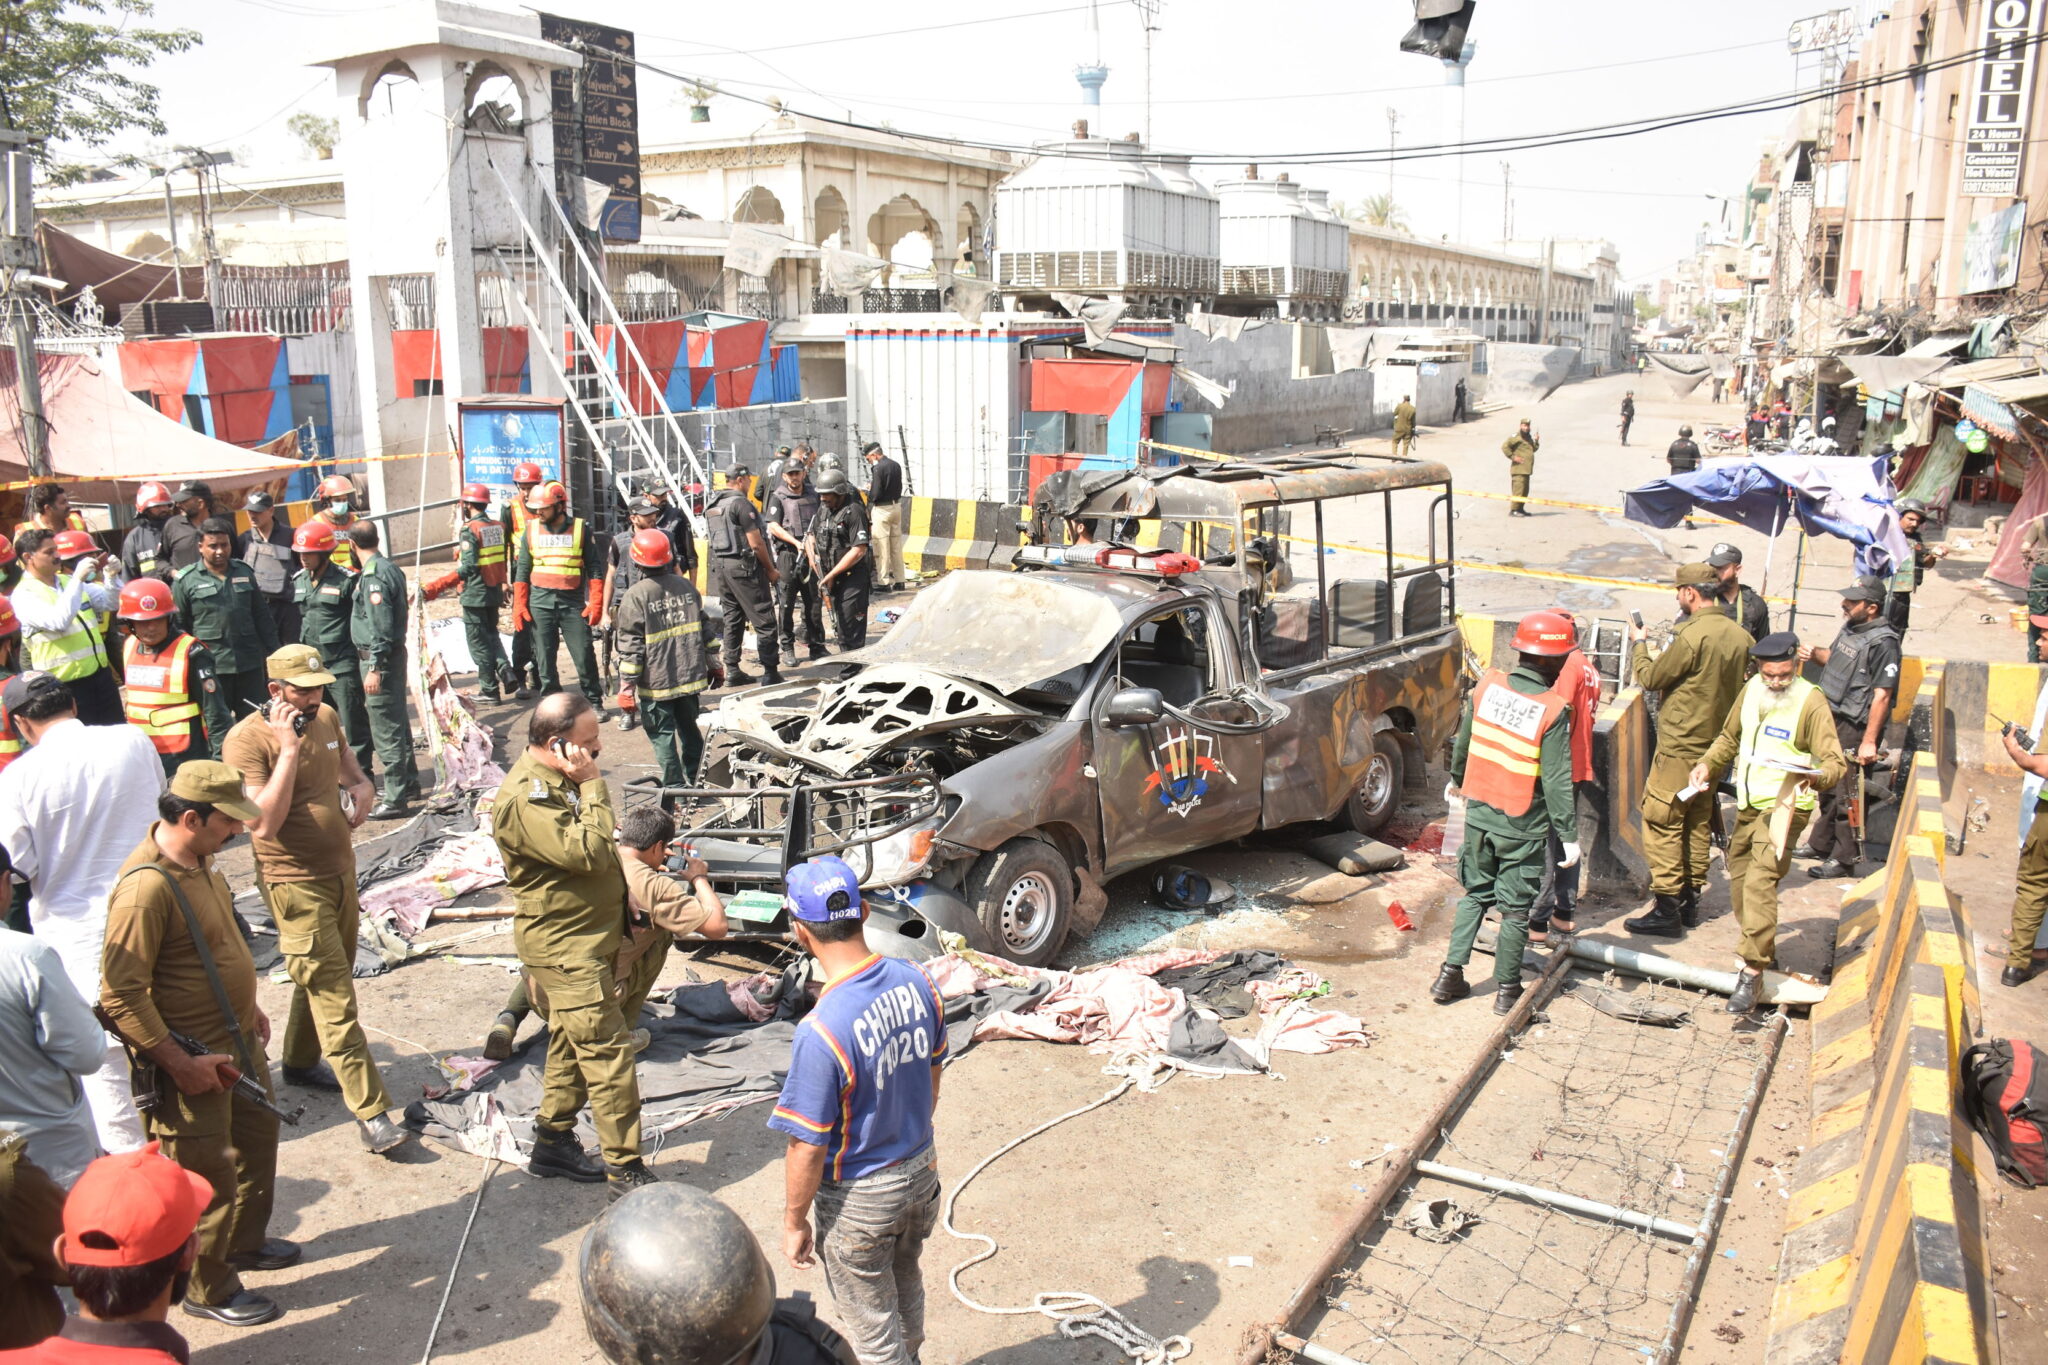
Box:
left=360, top=829, right=506, bottom=937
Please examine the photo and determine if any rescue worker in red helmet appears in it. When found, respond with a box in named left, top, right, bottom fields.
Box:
left=1432, top=609, right=1581, bottom=1015
left=116, top=576, right=231, bottom=776
left=291, top=520, right=371, bottom=774
left=122, top=481, right=177, bottom=581
left=502, top=461, right=546, bottom=691
left=423, top=483, right=519, bottom=703
left=513, top=480, right=607, bottom=715
left=0, top=528, right=19, bottom=595
left=309, top=474, right=360, bottom=571
left=1623, top=561, right=1752, bottom=939
left=600, top=495, right=670, bottom=732
left=613, top=527, right=716, bottom=794
left=51, top=529, right=113, bottom=639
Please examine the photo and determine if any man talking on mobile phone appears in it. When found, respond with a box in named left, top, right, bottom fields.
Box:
left=491, top=692, right=653, bottom=1203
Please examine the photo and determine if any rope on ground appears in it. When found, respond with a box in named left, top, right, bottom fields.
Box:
left=943, top=1052, right=1193, bottom=1364
left=418, top=1156, right=498, bottom=1365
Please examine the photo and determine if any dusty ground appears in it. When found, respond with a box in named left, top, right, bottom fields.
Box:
left=165, top=374, right=2043, bottom=1363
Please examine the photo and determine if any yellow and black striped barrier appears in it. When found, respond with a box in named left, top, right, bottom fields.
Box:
left=1767, top=666, right=1994, bottom=1365
left=902, top=496, right=1025, bottom=577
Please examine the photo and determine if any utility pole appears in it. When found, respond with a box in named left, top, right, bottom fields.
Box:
left=3, top=129, right=50, bottom=477
left=1134, top=0, right=1162, bottom=147
left=1385, top=107, right=1401, bottom=200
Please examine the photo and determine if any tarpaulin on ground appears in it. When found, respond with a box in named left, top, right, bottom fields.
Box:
left=0, top=350, right=300, bottom=499
left=1623, top=455, right=1912, bottom=577
left=1643, top=351, right=1711, bottom=399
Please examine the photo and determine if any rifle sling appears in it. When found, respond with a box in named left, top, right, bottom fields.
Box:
left=118, top=864, right=259, bottom=1081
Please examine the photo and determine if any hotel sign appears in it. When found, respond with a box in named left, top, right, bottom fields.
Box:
left=1962, top=0, right=2045, bottom=197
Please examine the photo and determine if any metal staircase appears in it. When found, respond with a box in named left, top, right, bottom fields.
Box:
left=482, top=154, right=711, bottom=532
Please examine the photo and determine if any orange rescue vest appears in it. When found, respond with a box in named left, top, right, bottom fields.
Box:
left=1461, top=670, right=1567, bottom=817
left=123, top=633, right=201, bottom=754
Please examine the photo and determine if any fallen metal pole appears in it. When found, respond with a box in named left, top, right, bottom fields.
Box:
left=1413, top=1159, right=1699, bottom=1241
left=1471, top=929, right=1826, bottom=1006
left=1653, top=1008, right=1789, bottom=1364
left=1237, top=949, right=1576, bottom=1365
left=1273, top=1331, right=1367, bottom=1365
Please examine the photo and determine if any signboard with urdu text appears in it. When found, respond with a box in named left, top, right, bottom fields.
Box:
left=1962, top=0, right=2044, bottom=197
left=458, top=400, right=565, bottom=513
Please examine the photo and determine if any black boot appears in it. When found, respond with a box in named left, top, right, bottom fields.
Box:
left=1430, top=964, right=1470, bottom=1004
left=1493, top=981, right=1525, bottom=1016
left=483, top=1009, right=524, bottom=1062
left=606, top=1159, right=660, bottom=1203
left=1678, top=885, right=1701, bottom=929
left=1726, top=969, right=1760, bottom=1014
left=2003, top=964, right=2032, bottom=988
left=528, top=1125, right=605, bottom=1183
left=1624, top=894, right=1686, bottom=938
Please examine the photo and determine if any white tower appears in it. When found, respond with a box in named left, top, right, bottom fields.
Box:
left=1075, top=0, right=1109, bottom=116
left=313, top=2, right=577, bottom=538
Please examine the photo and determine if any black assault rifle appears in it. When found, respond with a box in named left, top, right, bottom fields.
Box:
left=95, top=1005, right=305, bottom=1126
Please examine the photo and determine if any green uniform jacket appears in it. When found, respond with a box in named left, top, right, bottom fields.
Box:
left=171, top=561, right=278, bottom=675
left=493, top=751, right=629, bottom=965
left=456, top=519, right=505, bottom=609
left=1502, top=433, right=1539, bottom=472
left=615, top=571, right=709, bottom=701
left=513, top=514, right=606, bottom=592
left=1700, top=681, right=1848, bottom=795
left=1393, top=400, right=1416, bottom=437
left=295, top=563, right=359, bottom=674
left=1632, top=608, right=1751, bottom=786
left=1450, top=664, right=1576, bottom=842
left=349, top=553, right=410, bottom=674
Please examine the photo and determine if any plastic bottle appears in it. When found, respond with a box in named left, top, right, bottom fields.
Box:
left=1440, top=790, right=1467, bottom=861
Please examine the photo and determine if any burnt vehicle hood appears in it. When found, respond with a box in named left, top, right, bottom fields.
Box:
left=711, top=663, right=1049, bottom=777
left=829, top=571, right=1126, bottom=695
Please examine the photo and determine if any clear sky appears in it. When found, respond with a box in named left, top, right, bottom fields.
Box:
left=102, top=0, right=1837, bottom=286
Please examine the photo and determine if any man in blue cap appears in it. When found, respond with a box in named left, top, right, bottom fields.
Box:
left=769, top=856, right=946, bottom=1365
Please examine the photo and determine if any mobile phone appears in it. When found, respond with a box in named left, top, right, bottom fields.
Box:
left=1629, top=610, right=1645, bottom=630
left=549, top=738, right=569, bottom=758
left=264, top=699, right=309, bottom=735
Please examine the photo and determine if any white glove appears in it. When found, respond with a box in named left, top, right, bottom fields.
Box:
left=1444, top=783, right=1460, bottom=803
left=1558, top=841, right=1582, bottom=869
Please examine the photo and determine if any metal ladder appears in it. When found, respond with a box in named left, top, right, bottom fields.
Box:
left=482, top=153, right=712, bottom=533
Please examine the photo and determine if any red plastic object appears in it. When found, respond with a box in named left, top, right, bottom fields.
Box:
left=1385, top=900, right=1415, bottom=932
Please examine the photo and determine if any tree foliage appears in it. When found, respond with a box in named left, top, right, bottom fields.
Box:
left=1357, top=193, right=1409, bottom=232
left=0, top=0, right=201, bottom=185
left=287, top=111, right=338, bottom=159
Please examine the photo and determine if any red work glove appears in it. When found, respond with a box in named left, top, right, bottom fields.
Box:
left=707, top=659, right=725, bottom=691
left=510, top=581, right=532, bottom=632
left=582, top=580, right=606, bottom=626
left=422, top=569, right=461, bottom=600
left=616, top=684, right=637, bottom=711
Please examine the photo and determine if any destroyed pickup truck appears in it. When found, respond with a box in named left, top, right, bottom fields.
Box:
left=698, top=453, right=1463, bottom=966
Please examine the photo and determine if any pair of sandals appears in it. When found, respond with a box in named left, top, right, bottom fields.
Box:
left=1527, top=917, right=1575, bottom=948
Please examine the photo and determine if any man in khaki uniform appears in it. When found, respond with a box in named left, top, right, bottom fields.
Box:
left=1694, top=632, right=1847, bottom=1012
left=1392, top=397, right=1417, bottom=458
left=98, top=762, right=293, bottom=1327
left=222, top=645, right=407, bottom=1156
left=492, top=692, right=652, bottom=1201
left=1625, top=562, right=1753, bottom=938
left=1501, top=419, right=1539, bottom=516
left=1997, top=723, right=2048, bottom=989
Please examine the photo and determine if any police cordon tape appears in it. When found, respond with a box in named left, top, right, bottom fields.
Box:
left=0, top=446, right=451, bottom=495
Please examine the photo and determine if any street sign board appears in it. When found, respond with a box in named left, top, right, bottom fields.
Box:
left=1964, top=200, right=2029, bottom=292
left=1787, top=9, right=1856, bottom=54
left=458, top=398, right=565, bottom=513
left=1962, top=0, right=2044, bottom=197
left=537, top=13, right=641, bottom=243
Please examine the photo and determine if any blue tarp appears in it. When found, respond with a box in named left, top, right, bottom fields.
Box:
left=1623, top=455, right=1911, bottom=578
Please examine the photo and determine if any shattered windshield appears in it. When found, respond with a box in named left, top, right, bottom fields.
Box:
left=835, top=571, right=1127, bottom=695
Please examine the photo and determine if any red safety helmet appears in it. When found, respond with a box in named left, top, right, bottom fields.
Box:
left=117, top=577, right=175, bottom=621
left=513, top=461, right=544, bottom=486
left=292, top=521, right=338, bottom=554
left=0, top=594, right=17, bottom=637
left=1510, top=609, right=1578, bottom=657
left=316, top=475, right=355, bottom=501
left=0, top=535, right=15, bottom=568
left=525, top=480, right=568, bottom=511
left=134, top=481, right=174, bottom=514
left=628, top=528, right=673, bottom=569
left=460, top=482, right=492, bottom=506
left=52, top=530, right=96, bottom=560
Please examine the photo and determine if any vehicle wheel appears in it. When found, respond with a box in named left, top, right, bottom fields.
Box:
left=1342, top=732, right=1406, bottom=835
left=965, top=838, right=1074, bottom=968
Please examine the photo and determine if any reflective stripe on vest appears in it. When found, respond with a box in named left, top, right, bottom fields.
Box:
left=18, top=576, right=107, bottom=680
left=1734, top=675, right=1820, bottom=812
left=528, top=518, right=585, bottom=591
left=469, top=519, right=509, bottom=586
left=1461, top=671, right=1567, bottom=818
left=123, top=633, right=200, bottom=753
left=319, top=514, right=356, bottom=571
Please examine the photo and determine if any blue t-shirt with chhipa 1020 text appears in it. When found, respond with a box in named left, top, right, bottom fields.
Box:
left=768, top=953, right=948, bottom=1181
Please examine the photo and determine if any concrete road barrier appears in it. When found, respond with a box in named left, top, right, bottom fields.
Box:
left=1765, top=748, right=1992, bottom=1365
left=902, top=496, right=1024, bottom=576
